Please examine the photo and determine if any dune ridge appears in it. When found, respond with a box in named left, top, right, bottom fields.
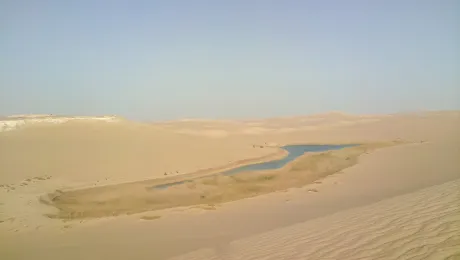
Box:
left=169, top=178, right=460, bottom=260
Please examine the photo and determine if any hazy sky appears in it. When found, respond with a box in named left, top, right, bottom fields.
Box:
left=1, top=1, right=459, bottom=120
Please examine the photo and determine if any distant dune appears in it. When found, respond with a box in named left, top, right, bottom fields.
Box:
left=0, top=114, right=121, bottom=132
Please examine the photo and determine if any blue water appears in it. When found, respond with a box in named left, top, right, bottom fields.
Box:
left=151, top=144, right=356, bottom=190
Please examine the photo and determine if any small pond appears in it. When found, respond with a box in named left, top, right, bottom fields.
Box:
left=151, top=144, right=357, bottom=189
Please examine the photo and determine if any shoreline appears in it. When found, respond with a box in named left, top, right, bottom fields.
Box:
left=43, top=141, right=403, bottom=219
left=61, top=146, right=290, bottom=191
left=151, top=143, right=359, bottom=189
left=63, top=141, right=370, bottom=191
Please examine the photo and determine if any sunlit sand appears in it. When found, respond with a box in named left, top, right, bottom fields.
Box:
left=0, top=111, right=459, bottom=259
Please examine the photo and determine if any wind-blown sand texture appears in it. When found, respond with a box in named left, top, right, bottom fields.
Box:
left=0, top=111, right=459, bottom=259
left=170, top=179, right=460, bottom=260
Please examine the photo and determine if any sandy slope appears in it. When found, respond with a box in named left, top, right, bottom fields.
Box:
left=170, top=179, right=460, bottom=260
left=0, top=120, right=275, bottom=186
left=0, top=111, right=459, bottom=259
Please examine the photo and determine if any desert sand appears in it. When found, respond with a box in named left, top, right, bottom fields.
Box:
left=0, top=111, right=459, bottom=259
left=170, top=178, right=460, bottom=260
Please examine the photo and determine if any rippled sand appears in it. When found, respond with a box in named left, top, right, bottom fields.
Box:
left=170, top=179, right=460, bottom=260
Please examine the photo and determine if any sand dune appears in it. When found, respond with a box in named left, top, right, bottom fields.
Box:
left=0, top=111, right=459, bottom=260
left=170, top=179, right=460, bottom=260
left=151, top=111, right=392, bottom=138
left=0, top=120, right=274, bottom=186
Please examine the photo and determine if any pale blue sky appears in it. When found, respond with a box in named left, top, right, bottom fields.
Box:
left=1, top=0, right=459, bottom=120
